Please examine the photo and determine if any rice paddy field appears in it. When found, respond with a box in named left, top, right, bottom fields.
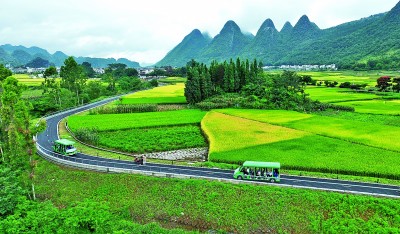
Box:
left=305, top=87, right=377, bottom=103
left=158, top=77, right=187, bottom=84
left=338, top=99, right=400, bottom=115
left=300, top=70, right=400, bottom=115
left=202, top=109, right=400, bottom=178
left=121, top=83, right=187, bottom=104
left=68, top=109, right=207, bottom=153
left=298, top=70, right=400, bottom=86
left=68, top=109, right=206, bottom=132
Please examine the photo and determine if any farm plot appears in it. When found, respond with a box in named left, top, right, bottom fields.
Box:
left=337, top=99, right=400, bottom=115
left=203, top=110, right=400, bottom=178
left=98, top=125, right=207, bottom=153
left=67, top=109, right=206, bottom=132
left=201, top=111, right=310, bottom=153
left=158, top=77, right=187, bottom=84
left=306, top=87, right=377, bottom=103
left=121, top=83, right=186, bottom=104
left=68, top=109, right=208, bottom=153
left=217, top=109, right=400, bottom=152
left=298, top=71, right=378, bottom=85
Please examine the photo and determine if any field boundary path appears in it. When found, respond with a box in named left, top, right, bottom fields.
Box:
left=36, top=96, right=400, bottom=199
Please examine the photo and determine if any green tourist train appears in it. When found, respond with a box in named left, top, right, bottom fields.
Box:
left=233, top=161, right=280, bottom=183
left=53, top=139, right=77, bottom=156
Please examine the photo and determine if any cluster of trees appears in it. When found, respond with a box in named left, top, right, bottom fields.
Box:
left=185, top=59, right=329, bottom=112
left=376, top=76, right=400, bottom=92
left=185, top=58, right=357, bottom=112
left=0, top=65, right=173, bottom=233
left=339, top=54, right=400, bottom=71
left=0, top=66, right=47, bottom=218
left=184, top=58, right=263, bottom=104
left=32, top=57, right=156, bottom=116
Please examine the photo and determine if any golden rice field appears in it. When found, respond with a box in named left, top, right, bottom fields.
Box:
left=202, top=109, right=400, bottom=178
left=217, top=109, right=400, bottom=152
left=201, top=111, right=310, bottom=152
left=121, top=83, right=186, bottom=104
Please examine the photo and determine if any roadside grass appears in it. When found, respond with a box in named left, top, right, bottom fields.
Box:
left=121, top=83, right=186, bottom=104
left=337, top=99, right=400, bottom=115
left=98, top=125, right=207, bottom=153
left=217, top=109, right=400, bottom=152
left=34, top=158, right=400, bottom=233
left=67, top=109, right=207, bottom=132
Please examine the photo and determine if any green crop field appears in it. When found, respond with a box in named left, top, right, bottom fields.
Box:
left=306, top=86, right=377, bottom=103
left=338, top=99, right=400, bottom=115
left=33, top=158, right=400, bottom=233
left=121, top=83, right=186, bottom=104
left=298, top=70, right=400, bottom=86
left=67, top=109, right=206, bottom=132
left=98, top=125, right=207, bottom=153
left=202, top=109, right=400, bottom=178
left=217, top=109, right=400, bottom=152
left=202, top=111, right=310, bottom=153
left=316, top=110, right=400, bottom=127
left=158, top=77, right=187, bottom=83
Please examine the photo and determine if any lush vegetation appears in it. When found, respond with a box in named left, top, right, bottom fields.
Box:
left=0, top=44, right=139, bottom=67
left=202, top=109, right=400, bottom=179
left=29, top=58, right=157, bottom=117
left=31, top=159, right=400, bottom=233
left=157, top=2, right=400, bottom=69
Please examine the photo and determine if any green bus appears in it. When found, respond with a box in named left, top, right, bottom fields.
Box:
left=53, top=139, right=77, bottom=156
left=233, top=161, right=280, bottom=183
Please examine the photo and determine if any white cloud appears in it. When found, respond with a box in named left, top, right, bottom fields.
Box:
left=0, top=0, right=398, bottom=65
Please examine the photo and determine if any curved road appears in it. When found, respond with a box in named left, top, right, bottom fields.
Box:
left=36, top=97, right=400, bottom=198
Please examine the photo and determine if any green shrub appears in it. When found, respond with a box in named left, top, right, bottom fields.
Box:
left=89, top=104, right=158, bottom=115
left=74, top=127, right=99, bottom=145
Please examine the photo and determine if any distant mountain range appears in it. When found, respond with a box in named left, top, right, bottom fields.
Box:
left=156, top=2, right=400, bottom=67
left=0, top=44, right=140, bottom=68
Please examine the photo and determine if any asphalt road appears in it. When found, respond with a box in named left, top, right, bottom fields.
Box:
left=36, top=97, right=400, bottom=198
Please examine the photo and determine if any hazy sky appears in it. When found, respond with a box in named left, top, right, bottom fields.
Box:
left=1, top=0, right=398, bottom=66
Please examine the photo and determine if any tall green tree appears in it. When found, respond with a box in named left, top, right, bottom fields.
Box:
left=60, top=57, right=87, bottom=105
left=0, top=64, right=12, bottom=82
left=81, top=62, right=95, bottom=78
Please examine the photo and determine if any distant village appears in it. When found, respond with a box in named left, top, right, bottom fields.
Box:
left=5, top=63, right=337, bottom=79
left=263, top=64, right=337, bottom=71
left=4, top=63, right=163, bottom=79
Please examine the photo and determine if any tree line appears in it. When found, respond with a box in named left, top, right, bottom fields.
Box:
left=184, top=58, right=263, bottom=104
left=32, top=57, right=157, bottom=117
left=184, top=58, right=355, bottom=113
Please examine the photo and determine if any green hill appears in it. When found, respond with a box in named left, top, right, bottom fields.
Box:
left=157, top=2, right=400, bottom=68
left=0, top=44, right=141, bottom=68
left=156, top=29, right=211, bottom=67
